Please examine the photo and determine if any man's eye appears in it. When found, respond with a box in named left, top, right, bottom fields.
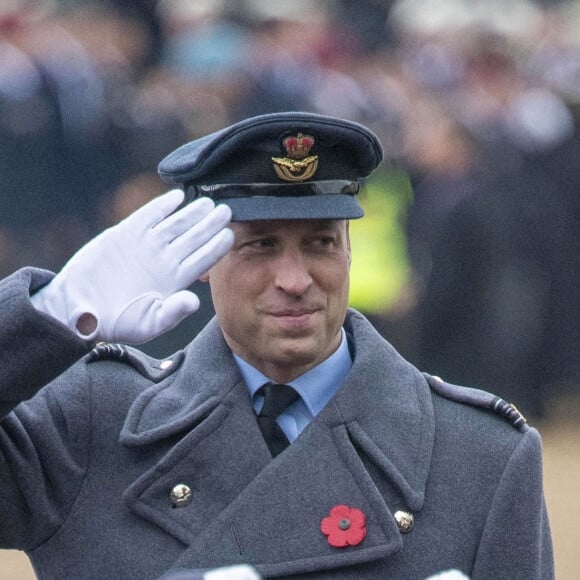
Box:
left=248, top=238, right=276, bottom=248
left=315, top=236, right=335, bottom=248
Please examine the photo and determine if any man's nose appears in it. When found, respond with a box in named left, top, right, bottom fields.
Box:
left=273, top=248, right=313, bottom=296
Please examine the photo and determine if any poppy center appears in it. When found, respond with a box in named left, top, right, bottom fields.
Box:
left=338, top=518, right=351, bottom=530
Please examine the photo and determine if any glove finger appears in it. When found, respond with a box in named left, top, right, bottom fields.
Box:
left=177, top=227, right=234, bottom=285
left=113, top=291, right=201, bottom=343
left=146, top=291, right=201, bottom=340
left=153, top=196, right=217, bottom=242
left=125, top=189, right=186, bottom=230
left=170, top=203, right=232, bottom=258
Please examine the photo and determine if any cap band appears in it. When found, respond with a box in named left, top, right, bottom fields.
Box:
left=187, top=180, right=360, bottom=201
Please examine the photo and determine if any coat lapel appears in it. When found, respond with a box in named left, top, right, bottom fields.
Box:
left=121, top=311, right=435, bottom=576
left=120, top=319, right=274, bottom=545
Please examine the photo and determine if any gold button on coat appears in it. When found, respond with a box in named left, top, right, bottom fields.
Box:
left=394, top=510, right=414, bottom=533
left=170, top=484, right=192, bottom=507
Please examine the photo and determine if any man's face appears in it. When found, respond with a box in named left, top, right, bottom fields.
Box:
left=205, top=219, right=351, bottom=383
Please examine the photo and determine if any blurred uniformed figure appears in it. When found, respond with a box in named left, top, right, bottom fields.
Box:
left=0, top=112, right=552, bottom=578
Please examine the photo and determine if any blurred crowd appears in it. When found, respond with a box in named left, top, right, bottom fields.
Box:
left=1, top=0, right=579, bottom=420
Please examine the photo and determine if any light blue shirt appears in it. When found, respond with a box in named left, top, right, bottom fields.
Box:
left=233, top=328, right=353, bottom=442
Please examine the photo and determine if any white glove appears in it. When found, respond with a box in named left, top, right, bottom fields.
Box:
left=425, top=571, right=469, bottom=580
left=31, top=189, right=234, bottom=344
left=204, top=565, right=261, bottom=580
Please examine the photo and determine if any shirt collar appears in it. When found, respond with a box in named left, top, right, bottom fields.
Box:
left=233, top=328, right=353, bottom=418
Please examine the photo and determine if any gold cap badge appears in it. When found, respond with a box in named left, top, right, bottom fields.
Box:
left=272, top=133, right=318, bottom=182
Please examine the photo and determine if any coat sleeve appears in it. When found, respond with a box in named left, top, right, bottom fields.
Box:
left=471, top=427, right=554, bottom=579
left=0, top=268, right=92, bottom=550
left=0, top=268, right=90, bottom=418
left=0, top=364, right=93, bottom=550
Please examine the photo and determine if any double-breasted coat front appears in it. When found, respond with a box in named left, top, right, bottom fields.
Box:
left=0, top=269, right=553, bottom=579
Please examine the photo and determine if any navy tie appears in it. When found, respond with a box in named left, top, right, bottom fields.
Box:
left=256, top=383, right=299, bottom=457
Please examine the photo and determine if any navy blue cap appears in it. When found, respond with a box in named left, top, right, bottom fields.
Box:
left=157, top=112, right=383, bottom=221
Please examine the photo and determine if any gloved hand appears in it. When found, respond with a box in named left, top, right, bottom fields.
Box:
left=31, top=189, right=234, bottom=344
left=425, top=571, right=469, bottom=580
left=157, top=565, right=261, bottom=580
left=204, top=566, right=261, bottom=580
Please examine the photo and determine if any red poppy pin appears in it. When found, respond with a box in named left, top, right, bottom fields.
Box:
left=320, top=504, right=366, bottom=548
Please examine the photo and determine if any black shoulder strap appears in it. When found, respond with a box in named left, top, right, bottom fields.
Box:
left=425, top=373, right=528, bottom=431
left=87, top=342, right=185, bottom=382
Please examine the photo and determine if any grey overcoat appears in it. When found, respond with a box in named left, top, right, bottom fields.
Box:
left=0, top=269, right=553, bottom=579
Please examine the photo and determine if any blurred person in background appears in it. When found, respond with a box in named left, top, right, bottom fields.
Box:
left=525, top=0, right=580, bottom=401
left=0, top=0, right=104, bottom=270
left=0, top=0, right=193, bottom=271
left=388, top=0, right=580, bottom=419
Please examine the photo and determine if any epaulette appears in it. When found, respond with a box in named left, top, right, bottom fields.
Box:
left=87, top=342, right=185, bottom=382
left=425, top=374, right=528, bottom=431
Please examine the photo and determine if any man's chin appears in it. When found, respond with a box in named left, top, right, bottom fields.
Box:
left=271, top=337, right=327, bottom=367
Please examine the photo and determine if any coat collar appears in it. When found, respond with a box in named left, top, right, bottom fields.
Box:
left=121, top=310, right=435, bottom=576
left=120, top=317, right=241, bottom=446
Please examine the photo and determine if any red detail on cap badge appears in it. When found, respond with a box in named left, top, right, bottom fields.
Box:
left=272, top=132, right=318, bottom=182
left=321, top=505, right=366, bottom=548
left=283, top=133, right=315, bottom=158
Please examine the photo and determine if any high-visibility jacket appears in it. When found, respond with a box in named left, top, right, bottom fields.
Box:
left=349, top=169, right=413, bottom=314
